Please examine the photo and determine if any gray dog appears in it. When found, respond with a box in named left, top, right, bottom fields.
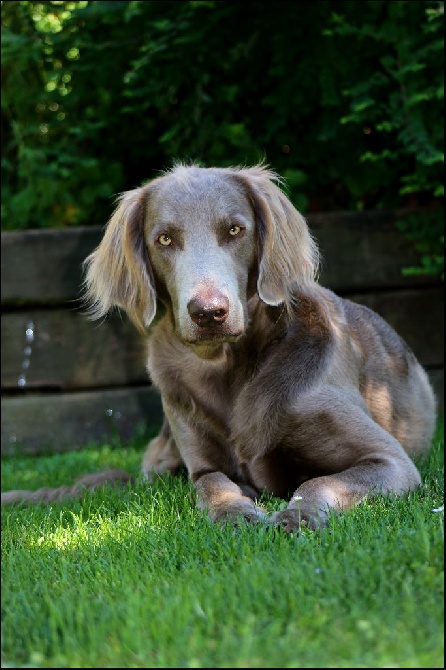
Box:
left=2, top=165, right=437, bottom=530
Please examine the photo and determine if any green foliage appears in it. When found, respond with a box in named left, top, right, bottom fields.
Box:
left=396, top=210, right=444, bottom=279
left=325, top=0, right=444, bottom=278
left=1, top=0, right=443, bottom=277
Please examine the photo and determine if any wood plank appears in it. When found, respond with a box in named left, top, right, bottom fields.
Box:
left=1, top=209, right=437, bottom=305
left=1, top=288, right=443, bottom=390
left=1, top=369, right=442, bottom=457
left=427, top=368, right=444, bottom=411
left=345, top=287, right=444, bottom=368
left=1, top=227, right=102, bottom=304
left=310, top=210, right=435, bottom=291
left=1, top=387, right=163, bottom=456
left=1, top=309, right=148, bottom=390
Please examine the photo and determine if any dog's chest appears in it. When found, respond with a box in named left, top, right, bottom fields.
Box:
left=148, top=338, right=253, bottom=438
left=180, top=347, right=247, bottom=422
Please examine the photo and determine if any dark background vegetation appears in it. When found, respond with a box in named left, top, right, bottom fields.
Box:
left=1, top=0, right=444, bottom=277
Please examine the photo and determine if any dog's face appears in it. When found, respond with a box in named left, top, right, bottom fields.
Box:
left=145, top=169, right=257, bottom=346
left=83, top=164, right=319, bottom=349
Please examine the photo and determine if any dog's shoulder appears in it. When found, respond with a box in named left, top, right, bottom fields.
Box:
left=300, top=285, right=414, bottom=360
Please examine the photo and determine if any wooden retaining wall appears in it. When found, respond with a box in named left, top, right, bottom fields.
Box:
left=1, top=210, right=443, bottom=456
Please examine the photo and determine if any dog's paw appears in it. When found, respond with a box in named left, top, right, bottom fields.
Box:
left=269, top=508, right=307, bottom=533
left=269, top=504, right=329, bottom=532
left=210, top=499, right=268, bottom=525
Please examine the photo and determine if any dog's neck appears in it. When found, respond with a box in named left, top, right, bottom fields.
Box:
left=187, top=341, right=233, bottom=362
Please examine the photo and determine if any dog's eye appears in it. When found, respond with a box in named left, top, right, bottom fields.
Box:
left=157, top=233, right=172, bottom=247
left=228, top=225, right=242, bottom=236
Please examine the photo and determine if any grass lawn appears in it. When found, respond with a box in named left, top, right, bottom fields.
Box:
left=1, top=419, right=444, bottom=668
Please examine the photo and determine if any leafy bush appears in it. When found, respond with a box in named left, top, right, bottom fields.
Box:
left=1, top=0, right=443, bottom=277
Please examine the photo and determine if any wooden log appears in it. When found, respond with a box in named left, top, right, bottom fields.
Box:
left=1, top=309, right=148, bottom=390
left=1, top=386, right=163, bottom=456
left=1, top=288, right=442, bottom=390
left=1, top=212, right=443, bottom=457
left=346, top=286, right=444, bottom=368
left=427, top=368, right=444, bottom=411
left=310, top=210, right=434, bottom=291
left=1, top=210, right=437, bottom=305
left=1, top=369, right=442, bottom=457
left=1, top=227, right=102, bottom=305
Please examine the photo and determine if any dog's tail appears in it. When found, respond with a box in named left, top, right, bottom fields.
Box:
left=2, top=419, right=183, bottom=507
left=1, top=469, right=134, bottom=506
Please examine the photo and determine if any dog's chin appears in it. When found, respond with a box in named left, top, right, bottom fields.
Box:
left=181, top=329, right=244, bottom=359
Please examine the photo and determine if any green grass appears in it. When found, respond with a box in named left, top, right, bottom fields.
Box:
left=1, top=420, right=444, bottom=668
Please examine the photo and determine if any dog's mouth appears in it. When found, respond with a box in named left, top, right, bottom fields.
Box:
left=182, top=329, right=244, bottom=346
left=182, top=330, right=244, bottom=360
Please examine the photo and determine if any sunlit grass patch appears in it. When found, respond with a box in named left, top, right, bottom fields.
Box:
left=1, top=417, right=444, bottom=668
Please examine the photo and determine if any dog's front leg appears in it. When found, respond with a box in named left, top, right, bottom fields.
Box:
left=194, top=472, right=267, bottom=524
left=268, top=397, right=423, bottom=532
left=164, top=407, right=267, bottom=524
left=269, top=453, right=420, bottom=532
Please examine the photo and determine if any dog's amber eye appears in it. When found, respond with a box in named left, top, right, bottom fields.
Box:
left=229, top=225, right=241, bottom=236
left=157, top=234, right=172, bottom=246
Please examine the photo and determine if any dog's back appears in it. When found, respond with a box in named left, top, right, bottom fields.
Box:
left=328, top=290, right=437, bottom=456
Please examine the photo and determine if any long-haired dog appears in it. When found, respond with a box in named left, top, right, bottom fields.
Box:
left=2, top=165, right=437, bottom=530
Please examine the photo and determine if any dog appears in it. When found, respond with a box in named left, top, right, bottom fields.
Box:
left=1, top=164, right=437, bottom=530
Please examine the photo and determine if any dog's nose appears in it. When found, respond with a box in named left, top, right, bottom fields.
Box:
left=187, top=295, right=229, bottom=327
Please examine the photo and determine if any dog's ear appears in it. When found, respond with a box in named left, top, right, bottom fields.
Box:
left=83, top=186, right=156, bottom=333
left=235, top=166, right=320, bottom=308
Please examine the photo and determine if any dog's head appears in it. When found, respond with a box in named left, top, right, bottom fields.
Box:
left=83, top=164, right=319, bottom=349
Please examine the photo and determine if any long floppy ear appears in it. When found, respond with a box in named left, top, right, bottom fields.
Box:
left=83, top=186, right=156, bottom=334
left=234, top=165, right=320, bottom=308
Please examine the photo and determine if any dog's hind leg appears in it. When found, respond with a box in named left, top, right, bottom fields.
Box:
left=268, top=393, right=422, bottom=531
left=141, top=415, right=184, bottom=481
